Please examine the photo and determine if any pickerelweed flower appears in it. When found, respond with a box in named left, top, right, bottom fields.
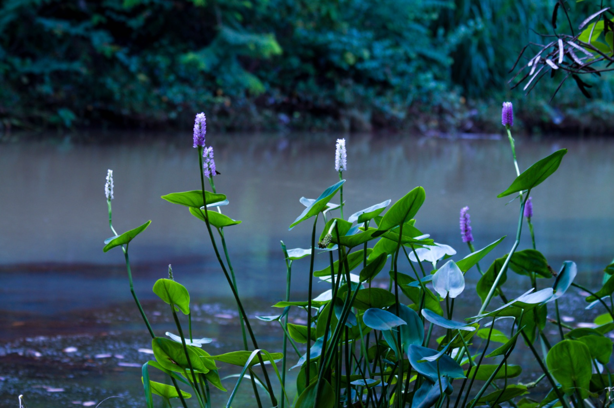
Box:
left=335, top=138, right=347, bottom=172
left=203, top=146, right=216, bottom=178
left=524, top=197, right=533, bottom=219
left=105, top=169, right=114, bottom=200
left=502, top=102, right=513, bottom=127
left=460, top=206, right=473, bottom=243
left=193, top=113, right=206, bottom=148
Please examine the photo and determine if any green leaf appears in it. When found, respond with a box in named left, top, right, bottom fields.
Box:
left=586, top=273, right=614, bottom=302
left=103, top=220, right=151, bottom=252
left=287, top=323, right=314, bottom=344
left=359, top=253, right=388, bottom=283
left=546, top=340, right=592, bottom=397
left=286, top=248, right=312, bottom=260
left=142, top=362, right=154, bottom=408
left=348, top=200, right=391, bottom=224
left=189, top=207, right=241, bottom=228
left=142, top=378, right=192, bottom=399
left=204, top=369, right=227, bottom=392
left=289, top=180, right=345, bottom=230
left=497, top=149, right=567, bottom=197
left=507, top=249, right=552, bottom=278
left=432, top=260, right=465, bottom=299
left=456, top=236, right=506, bottom=273
left=375, top=187, right=426, bottom=235
left=295, top=378, right=335, bottom=408
left=351, top=288, right=396, bottom=310
left=553, top=261, right=577, bottom=299
left=363, top=308, right=407, bottom=331
left=412, top=378, right=450, bottom=408
left=152, top=337, right=209, bottom=374
left=486, top=329, right=523, bottom=358
left=161, top=190, right=226, bottom=208
left=476, top=256, right=507, bottom=303
left=212, top=350, right=283, bottom=367
left=422, top=309, right=475, bottom=331
left=594, top=313, right=612, bottom=326
left=476, top=328, right=509, bottom=343
left=153, top=279, right=190, bottom=315
left=565, top=330, right=614, bottom=365
left=465, top=364, right=522, bottom=381
left=472, top=385, right=528, bottom=405
left=408, top=345, right=465, bottom=380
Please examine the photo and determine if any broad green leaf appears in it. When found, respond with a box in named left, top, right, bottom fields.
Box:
left=153, top=279, right=190, bottom=315
left=273, top=300, right=326, bottom=308
left=314, top=249, right=370, bottom=277
left=546, top=340, right=592, bottom=397
left=590, top=374, right=612, bottom=394
left=337, top=225, right=379, bottom=247
left=476, top=256, right=507, bottom=303
left=456, top=236, right=506, bottom=273
left=348, top=200, right=391, bottom=224
left=476, top=328, right=509, bottom=343
left=205, top=369, right=227, bottom=392
left=316, top=302, right=338, bottom=339
left=408, top=345, right=465, bottom=380
left=351, top=288, right=396, bottom=310
left=350, top=379, right=381, bottom=388
left=576, top=335, right=613, bottom=364
left=318, top=218, right=353, bottom=243
left=437, top=324, right=479, bottom=349
left=189, top=207, right=241, bottom=228
left=497, top=149, right=567, bottom=197
left=289, top=180, right=345, bottom=230
left=165, top=332, right=212, bottom=347
left=212, top=350, right=283, bottom=367
left=375, top=187, right=426, bottom=235
left=604, top=262, right=614, bottom=275
left=152, top=337, right=208, bottom=374
left=295, top=379, right=335, bottom=408
left=586, top=273, right=614, bottom=302
left=395, top=304, right=424, bottom=353
left=594, top=313, right=612, bottom=326
left=359, top=253, right=387, bottom=283
left=412, top=378, right=450, bottom=408
left=432, top=260, right=465, bottom=298
left=142, top=378, right=192, bottom=399
left=465, top=364, right=522, bottom=380
left=287, top=323, right=313, bottom=344
left=507, top=249, right=551, bottom=278
left=363, top=308, right=407, bottom=331
left=161, top=190, right=226, bottom=208
left=422, top=309, right=475, bottom=331
left=553, top=261, right=577, bottom=299
left=471, top=385, right=528, bottom=405
left=103, top=220, right=151, bottom=252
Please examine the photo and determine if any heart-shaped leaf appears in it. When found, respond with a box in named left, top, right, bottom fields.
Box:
left=290, top=180, right=345, bottom=230
left=375, top=187, right=426, bottom=235
left=161, top=190, right=226, bottom=208
left=546, top=340, right=592, bottom=397
left=432, top=260, right=465, bottom=299
left=552, top=261, right=577, bottom=299
left=422, top=309, right=475, bottom=331
left=103, top=220, right=151, bottom=252
left=456, top=236, right=506, bottom=273
left=497, top=149, right=567, bottom=197
left=189, top=207, right=241, bottom=228
left=348, top=200, right=391, bottom=224
left=363, top=308, right=407, bottom=331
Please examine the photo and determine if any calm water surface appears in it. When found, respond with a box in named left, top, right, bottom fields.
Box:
left=1, top=133, right=613, bottom=406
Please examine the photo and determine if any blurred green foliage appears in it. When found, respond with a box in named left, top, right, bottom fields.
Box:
left=0, top=0, right=612, bottom=132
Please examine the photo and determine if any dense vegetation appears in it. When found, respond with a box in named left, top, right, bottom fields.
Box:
left=1, top=0, right=614, bottom=132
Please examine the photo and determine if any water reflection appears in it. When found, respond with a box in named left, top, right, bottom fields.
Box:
left=1, top=133, right=614, bottom=406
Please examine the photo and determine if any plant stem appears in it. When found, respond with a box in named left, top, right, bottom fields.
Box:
left=339, top=171, right=344, bottom=219
left=196, top=147, right=276, bottom=406
left=479, top=192, right=530, bottom=315
left=124, top=246, right=155, bottom=338
left=305, top=214, right=319, bottom=388
left=280, top=242, right=292, bottom=408
left=506, top=126, right=521, bottom=177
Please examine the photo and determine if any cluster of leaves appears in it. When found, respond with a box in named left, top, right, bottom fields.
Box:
left=104, top=131, right=614, bottom=408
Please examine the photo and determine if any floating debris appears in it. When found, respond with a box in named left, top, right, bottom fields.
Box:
left=118, top=362, right=141, bottom=368
left=63, top=347, right=77, bottom=353
left=94, top=353, right=112, bottom=359
left=137, top=348, right=153, bottom=354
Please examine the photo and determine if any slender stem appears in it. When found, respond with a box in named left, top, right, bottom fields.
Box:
left=572, top=283, right=614, bottom=319
left=555, top=299, right=565, bottom=341
left=306, top=214, right=319, bottom=387
left=170, top=376, right=189, bottom=408
left=339, top=171, right=344, bottom=219
left=123, top=247, right=155, bottom=338
left=280, top=243, right=292, bottom=408
left=196, top=148, right=276, bottom=406
left=479, top=193, right=530, bottom=315
left=528, top=219, right=536, bottom=250
left=506, top=126, right=521, bottom=177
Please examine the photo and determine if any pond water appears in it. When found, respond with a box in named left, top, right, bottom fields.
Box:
left=1, top=132, right=614, bottom=407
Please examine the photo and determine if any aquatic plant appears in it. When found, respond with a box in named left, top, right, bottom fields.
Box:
left=102, top=105, right=614, bottom=408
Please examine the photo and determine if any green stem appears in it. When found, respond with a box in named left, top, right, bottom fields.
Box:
left=479, top=192, right=530, bottom=315
left=572, top=283, right=614, bottom=319
left=196, top=147, right=276, bottom=406
left=528, top=218, right=536, bottom=250
left=124, top=246, right=155, bottom=338
left=280, top=242, right=292, bottom=408
left=506, top=126, right=521, bottom=177
left=305, top=214, right=319, bottom=387
left=339, top=171, right=344, bottom=219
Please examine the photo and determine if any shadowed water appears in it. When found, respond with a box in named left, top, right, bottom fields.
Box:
left=1, top=133, right=613, bottom=406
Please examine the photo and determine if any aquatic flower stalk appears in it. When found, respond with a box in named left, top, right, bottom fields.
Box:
left=502, top=101, right=514, bottom=128
left=502, top=101, right=521, bottom=176
left=203, top=146, right=216, bottom=179
left=105, top=169, right=114, bottom=201
left=193, top=112, right=206, bottom=148
left=335, top=138, right=347, bottom=172
left=460, top=206, right=473, bottom=243
left=335, top=138, right=346, bottom=218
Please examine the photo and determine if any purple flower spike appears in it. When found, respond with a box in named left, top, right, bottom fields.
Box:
left=460, top=206, right=474, bottom=243
left=524, top=197, right=533, bottom=219
left=203, top=146, right=216, bottom=178
left=502, top=102, right=513, bottom=127
left=193, top=112, right=206, bottom=148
